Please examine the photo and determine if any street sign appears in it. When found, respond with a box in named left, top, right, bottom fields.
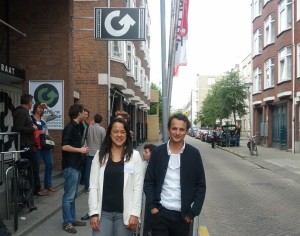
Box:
left=94, top=7, right=145, bottom=40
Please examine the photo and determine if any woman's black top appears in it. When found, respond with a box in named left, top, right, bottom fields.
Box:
left=102, top=157, right=124, bottom=213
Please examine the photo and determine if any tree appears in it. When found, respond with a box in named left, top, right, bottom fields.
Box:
left=200, top=70, right=248, bottom=126
left=148, top=83, right=162, bottom=123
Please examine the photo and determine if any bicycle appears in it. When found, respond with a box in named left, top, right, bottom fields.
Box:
left=247, top=135, right=258, bottom=156
left=6, top=148, right=37, bottom=231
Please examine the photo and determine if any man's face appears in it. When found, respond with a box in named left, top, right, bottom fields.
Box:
left=143, top=148, right=151, bottom=161
left=168, top=118, right=188, bottom=144
left=83, top=111, right=89, bottom=122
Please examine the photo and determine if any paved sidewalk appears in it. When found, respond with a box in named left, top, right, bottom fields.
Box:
left=218, top=138, right=300, bottom=184
left=5, top=137, right=300, bottom=235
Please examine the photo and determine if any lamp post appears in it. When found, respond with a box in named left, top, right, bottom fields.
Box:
left=244, top=82, right=253, bottom=137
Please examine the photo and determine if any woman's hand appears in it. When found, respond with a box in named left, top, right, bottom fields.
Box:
left=90, top=215, right=100, bottom=231
left=126, top=215, right=138, bottom=231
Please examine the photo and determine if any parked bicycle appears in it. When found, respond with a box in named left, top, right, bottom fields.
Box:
left=247, top=135, right=258, bottom=156
left=6, top=148, right=37, bottom=231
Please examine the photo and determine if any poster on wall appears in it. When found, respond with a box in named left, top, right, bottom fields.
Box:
left=29, top=80, right=64, bottom=130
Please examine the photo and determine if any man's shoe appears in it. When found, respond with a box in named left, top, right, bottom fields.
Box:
left=63, top=223, right=77, bottom=234
left=72, top=221, right=86, bottom=226
left=81, top=213, right=90, bottom=220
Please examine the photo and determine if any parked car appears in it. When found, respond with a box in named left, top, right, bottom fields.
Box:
left=217, top=125, right=236, bottom=147
left=207, top=129, right=222, bottom=144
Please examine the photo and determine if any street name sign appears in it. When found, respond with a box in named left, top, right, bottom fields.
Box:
left=94, top=7, right=145, bottom=40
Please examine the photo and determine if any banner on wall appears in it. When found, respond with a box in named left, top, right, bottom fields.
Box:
left=29, top=80, right=64, bottom=130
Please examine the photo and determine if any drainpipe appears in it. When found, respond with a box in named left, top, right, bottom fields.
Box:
left=292, top=0, right=296, bottom=153
left=107, top=0, right=111, bottom=125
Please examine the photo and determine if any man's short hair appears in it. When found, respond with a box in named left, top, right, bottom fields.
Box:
left=68, top=104, right=84, bottom=120
left=115, top=110, right=130, bottom=122
left=94, top=114, right=102, bottom=123
left=144, top=144, right=156, bottom=153
left=20, top=94, right=33, bottom=105
left=167, top=113, right=191, bottom=130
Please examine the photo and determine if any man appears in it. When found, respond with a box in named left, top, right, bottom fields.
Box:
left=144, top=113, right=206, bottom=236
left=13, top=94, right=42, bottom=205
left=80, top=108, right=89, bottom=186
left=143, top=143, right=156, bottom=163
left=80, top=114, right=106, bottom=221
left=142, top=143, right=156, bottom=236
left=234, top=124, right=241, bottom=147
left=61, top=104, right=89, bottom=234
left=115, top=110, right=134, bottom=137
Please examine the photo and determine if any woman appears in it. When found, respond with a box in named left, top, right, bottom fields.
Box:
left=88, top=118, right=144, bottom=236
left=31, top=102, right=57, bottom=195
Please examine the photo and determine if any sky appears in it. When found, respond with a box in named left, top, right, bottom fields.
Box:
left=148, top=0, right=252, bottom=109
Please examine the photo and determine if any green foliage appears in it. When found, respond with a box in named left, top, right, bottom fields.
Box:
left=148, top=83, right=163, bottom=123
left=200, top=70, right=248, bottom=125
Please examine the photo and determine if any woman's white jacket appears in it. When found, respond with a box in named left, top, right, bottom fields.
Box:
left=88, top=150, right=145, bottom=225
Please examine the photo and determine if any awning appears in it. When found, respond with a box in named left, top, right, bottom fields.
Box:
left=0, top=63, right=25, bottom=86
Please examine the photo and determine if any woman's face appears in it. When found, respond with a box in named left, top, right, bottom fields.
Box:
left=110, top=122, right=127, bottom=147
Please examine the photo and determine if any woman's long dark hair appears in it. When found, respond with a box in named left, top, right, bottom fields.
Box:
left=99, top=118, right=133, bottom=166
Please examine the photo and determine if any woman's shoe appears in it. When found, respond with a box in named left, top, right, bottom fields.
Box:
left=81, top=213, right=90, bottom=220
left=46, top=187, right=56, bottom=192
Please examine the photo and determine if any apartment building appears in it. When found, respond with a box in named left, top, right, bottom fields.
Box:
left=251, top=0, right=300, bottom=152
left=0, top=0, right=151, bottom=168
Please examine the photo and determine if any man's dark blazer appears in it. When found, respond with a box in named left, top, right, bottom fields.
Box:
left=144, top=142, right=206, bottom=219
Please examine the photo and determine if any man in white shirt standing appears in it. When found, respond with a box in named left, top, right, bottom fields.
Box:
left=144, top=113, right=206, bottom=236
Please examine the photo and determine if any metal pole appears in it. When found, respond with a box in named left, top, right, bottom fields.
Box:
left=107, top=0, right=111, bottom=125
left=161, top=0, right=169, bottom=143
left=0, top=19, right=27, bottom=37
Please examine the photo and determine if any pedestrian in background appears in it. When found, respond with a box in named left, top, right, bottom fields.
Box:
left=61, top=104, right=89, bottom=234
left=81, top=114, right=106, bottom=221
left=80, top=108, right=90, bottom=186
left=115, top=110, right=134, bottom=138
left=12, top=94, right=38, bottom=210
left=144, top=113, right=206, bottom=236
left=31, top=102, right=57, bottom=195
left=234, top=124, right=241, bottom=147
left=88, top=118, right=144, bottom=236
left=142, top=143, right=156, bottom=236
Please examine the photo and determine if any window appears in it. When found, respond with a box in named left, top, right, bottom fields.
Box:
left=253, top=67, right=262, bottom=93
left=264, top=14, right=275, bottom=46
left=253, top=0, right=262, bottom=19
left=126, top=42, right=136, bottom=77
left=278, top=46, right=292, bottom=82
left=297, top=0, right=300, bottom=21
left=278, top=0, right=292, bottom=34
left=264, top=58, right=275, bottom=89
left=126, top=0, right=136, bottom=7
left=264, top=0, right=271, bottom=5
left=111, top=41, right=122, bottom=59
left=135, top=57, right=141, bottom=85
left=253, top=28, right=262, bottom=56
left=297, top=44, right=300, bottom=78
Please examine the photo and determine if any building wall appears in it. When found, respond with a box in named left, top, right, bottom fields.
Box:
left=251, top=0, right=300, bottom=151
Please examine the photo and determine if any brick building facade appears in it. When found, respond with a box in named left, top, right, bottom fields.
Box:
left=0, top=0, right=151, bottom=169
left=251, top=0, right=300, bottom=152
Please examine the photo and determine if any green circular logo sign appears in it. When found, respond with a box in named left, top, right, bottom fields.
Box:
left=34, top=84, right=59, bottom=107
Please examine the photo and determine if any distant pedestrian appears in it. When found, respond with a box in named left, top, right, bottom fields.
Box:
left=80, top=108, right=90, bottom=186
left=88, top=118, right=144, bottom=236
left=12, top=94, right=38, bottom=210
left=144, top=113, right=206, bottom=236
left=61, top=104, right=89, bottom=234
left=142, top=143, right=156, bottom=236
left=31, top=102, right=57, bottom=194
left=234, top=124, right=241, bottom=147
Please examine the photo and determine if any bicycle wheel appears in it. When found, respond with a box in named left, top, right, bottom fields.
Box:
left=250, top=141, right=254, bottom=156
left=11, top=176, right=19, bottom=231
left=18, top=170, right=34, bottom=212
left=254, top=144, right=258, bottom=156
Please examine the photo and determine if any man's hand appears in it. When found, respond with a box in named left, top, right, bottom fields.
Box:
left=89, top=215, right=100, bottom=231
left=150, top=208, right=159, bottom=215
left=184, top=216, right=192, bottom=223
left=126, top=215, right=138, bottom=231
left=81, top=146, right=89, bottom=154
